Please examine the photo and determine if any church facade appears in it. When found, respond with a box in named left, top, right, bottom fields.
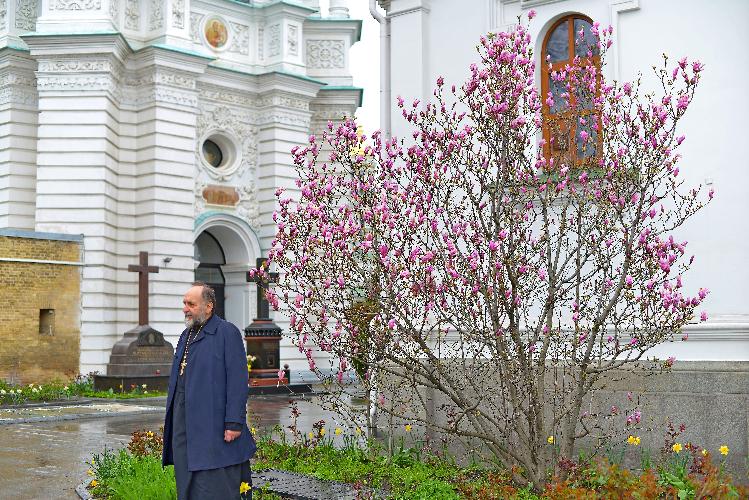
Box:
left=0, top=0, right=361, bottom=376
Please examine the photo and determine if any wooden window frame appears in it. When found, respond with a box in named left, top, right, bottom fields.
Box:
left=540, top=15, right=601, bottom=167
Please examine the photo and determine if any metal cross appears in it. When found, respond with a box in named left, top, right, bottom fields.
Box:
left=128, top=251, right=159, bottom=326
left=247, top=257, right=279, bottom=320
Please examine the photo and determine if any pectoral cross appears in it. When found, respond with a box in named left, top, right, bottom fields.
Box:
left=247, top=257, right=279, bottom=320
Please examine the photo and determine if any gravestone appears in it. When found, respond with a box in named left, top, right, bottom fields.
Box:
left=245, top=258, right=311, bottom=395
left=94, top=252, right=174, bottom=392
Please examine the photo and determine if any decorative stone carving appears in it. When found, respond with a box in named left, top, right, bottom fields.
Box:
left=36, top=74, right=116, bottom=92
left=268, top=24, right=280, bottom=57
left=257, top=25, right=264, bottom=60
left=199, top=84, right=256, bottom=108
left=15, top=0, right=36, bottom=30
left=49, top=0, right=100, bottom=9
left=172, top=0, right=184, bottom=28
left=288, top=25, right=298, bottom=56
left=190, top=12, right=203, bottom=42
left=125, top=0, right=139, bottom=30
left=110, top=0, right=119, bottom=22
left=0, top=71, right=37, bottom=107
left=38, top=60, right=111, bottom=72
left=125, top=68, right=195, bottom=89
left=0, top=1, right=8, bottom=30
left=149, top=0, right=163, bottom=30
left=258, top=110, right=310, bottom=128
left=306, top=40, right=345, bottom=69
left=228, top=22, right=249, bottom=55
left=237, top=182, right=260, bottom=229
left=196, top=105, right=258, bottom=182
left=256, top=93, right=309, bottom=111
left=194, top=179, right=208, bottom=216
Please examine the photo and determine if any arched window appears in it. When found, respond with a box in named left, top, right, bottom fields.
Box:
left=540, top=15, right=600, bottom=166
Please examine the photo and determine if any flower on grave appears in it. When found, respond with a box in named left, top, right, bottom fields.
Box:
left=701, top=449, right=708, bottom=457
left=627, top=435, right=641, bottom=446
left=0, top=389, right=5, bottom=395
left=90, top=480, right=98, bottom=488
left=250, top=427, right=257, bottom=436
left=239, top=482, right=250, bottom=494
left=141, top=384, right=147, bottom=389
left=86, top=469, right=94, bottom=476
left=672, top=443, right=683, bottom=453
left=355, top=427, right=362, bottom=435
left=147, top=431, right=154, bottom=437
left=63, top=386, right=69, bottom=391
left=144, top=390, right=148, bottom=394
left=404, top=424, right=412, bottom=432
left=719, top=445, right=729, bottom=456
left=307, top=432, right=314, bottom=439
left=118, top=384, right=123, bottom=389
left=335, top=427, right=342, bottom=436
left=32, top=387, right=39, bottom=393
left=547, top=436, right=554, bottom=444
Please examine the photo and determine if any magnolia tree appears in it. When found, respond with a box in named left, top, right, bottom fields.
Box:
left=261, top=14, right=710, bottom=488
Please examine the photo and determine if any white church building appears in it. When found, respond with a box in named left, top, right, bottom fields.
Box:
left=0, top=0, right=361, bottom=376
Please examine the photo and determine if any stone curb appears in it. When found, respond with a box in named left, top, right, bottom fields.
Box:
left=75, top=482, right=93, bottom=500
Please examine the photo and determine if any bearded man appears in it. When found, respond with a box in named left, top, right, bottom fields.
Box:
left=163, top=282, right=256, bottom=499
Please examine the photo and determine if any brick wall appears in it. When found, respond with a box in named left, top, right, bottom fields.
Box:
left=0, top=231, right=82, bottom=384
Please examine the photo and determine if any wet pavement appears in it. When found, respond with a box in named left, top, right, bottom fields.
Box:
left=0, top=394, right=350, bottom=500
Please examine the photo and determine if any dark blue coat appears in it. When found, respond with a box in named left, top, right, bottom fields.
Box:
left=162, top=314, right=256, bottom=471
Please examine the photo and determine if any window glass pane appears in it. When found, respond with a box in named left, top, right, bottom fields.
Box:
left=546, top=22, right=569, bottom=62
left=195, top=265, right=225, bottom=284
left=574, top=19, right=600, bottom=57
left=575, top=118, right=597, bottom=159
left=548, top=76, right=569, bottom=114
left=574, top=84, right=594, bottom=111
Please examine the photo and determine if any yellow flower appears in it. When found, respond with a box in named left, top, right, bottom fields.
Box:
left=250, top=427, right=257, bottom=435
left=672, top=443, right=683, bottom=453
left=147, top=431, right=154, bottom=438
left=405, top=424, right=412, bottom=432
left=719, top=445, right=729, bottom=456
left=319, top=428, right=326, bottom=436
left=86, top=469, right=94, bottom=476
left=118, top=384, right=123, bottom=389
left=627, top=435, right=641, bottom=446
left=701, top=449, right=708, bottom=457
left=239, top=481, right=250, bottom=494
left=547, top=436, right=554, bottom=444
left=308, top=432, right=314, bottom=439
left=355, top=427, right=362, bottom=435
left=90, top=480, right=98, bottom=488
left=335, top=427, right=342, bottom=436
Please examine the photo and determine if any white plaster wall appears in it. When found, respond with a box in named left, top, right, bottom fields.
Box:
left=385, top=0, right=749, bottom=360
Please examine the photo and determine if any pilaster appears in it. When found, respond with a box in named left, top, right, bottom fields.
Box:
left=0, top=48, right=37, bottom=229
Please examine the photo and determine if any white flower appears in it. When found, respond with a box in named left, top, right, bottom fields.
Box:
left=63, top=386, right=69, bottom=391
left=32, top=388, right=39, bottom=393
left=0, top=389, right=6, bottom=395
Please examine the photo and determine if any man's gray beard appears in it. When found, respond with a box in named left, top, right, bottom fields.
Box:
left=184, top=309, right=208, bottom=328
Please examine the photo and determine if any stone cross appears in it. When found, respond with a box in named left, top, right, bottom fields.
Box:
left=247, top=257, right=279, bottom=320
left=128, top=251, right=159, bottom=326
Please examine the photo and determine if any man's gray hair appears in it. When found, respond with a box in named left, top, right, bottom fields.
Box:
left=192, top=281, right=216, bottom=308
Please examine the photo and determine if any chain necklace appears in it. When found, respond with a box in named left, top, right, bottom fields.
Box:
left=179, top=322, right=204, bottom=376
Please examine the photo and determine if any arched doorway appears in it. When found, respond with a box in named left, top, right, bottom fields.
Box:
left=194, top=212, right=261, bottom=329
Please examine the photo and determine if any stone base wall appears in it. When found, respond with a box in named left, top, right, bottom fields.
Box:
left=0, top=230, right=82, bottom=384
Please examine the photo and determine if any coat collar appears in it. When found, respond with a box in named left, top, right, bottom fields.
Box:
left=192, top=313, right=219, bottom=344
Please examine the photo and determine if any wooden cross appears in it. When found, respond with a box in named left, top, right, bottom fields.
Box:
left=128, top=251, right=159, bottom=326
left=247, top=257, right=279, bottom=320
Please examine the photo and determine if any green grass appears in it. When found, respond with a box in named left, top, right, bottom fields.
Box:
left=0, top=375, right=166, bottom=405
left=90, top=449, right=176, bottom=500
